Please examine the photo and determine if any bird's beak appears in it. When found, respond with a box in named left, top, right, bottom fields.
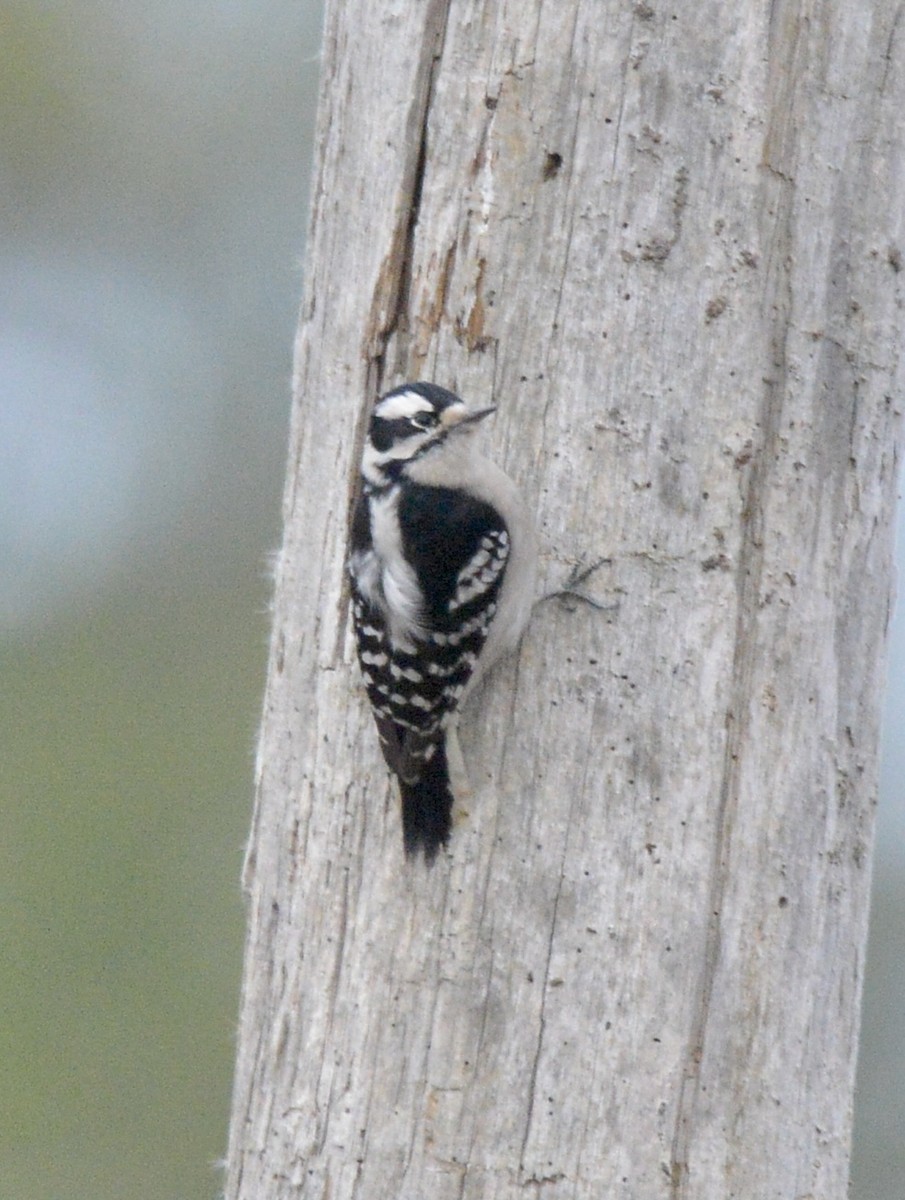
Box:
left=442, top=404, right=496, bottom=430
left=464, top=406, right=496, bottom=425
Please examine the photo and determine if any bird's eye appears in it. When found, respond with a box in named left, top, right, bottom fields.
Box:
left=409, top=411, right=438, bottom=431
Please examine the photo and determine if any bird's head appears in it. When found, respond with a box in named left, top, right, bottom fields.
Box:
left=361, top=382, right=494, bottom=488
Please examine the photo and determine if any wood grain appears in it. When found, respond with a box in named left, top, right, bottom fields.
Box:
left=226, top=2, right=905, bottom=1196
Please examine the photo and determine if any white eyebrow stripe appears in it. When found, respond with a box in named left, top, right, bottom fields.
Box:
left=374, top=391, right=435, bottom=421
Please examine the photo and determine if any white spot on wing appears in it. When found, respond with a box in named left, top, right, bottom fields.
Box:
left=448, top=530, right=509, bottom=611
left=361, top=650, right=389, bottom=667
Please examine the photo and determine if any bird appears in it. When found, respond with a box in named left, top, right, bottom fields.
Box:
left=348, top=381, right=536, bottom=859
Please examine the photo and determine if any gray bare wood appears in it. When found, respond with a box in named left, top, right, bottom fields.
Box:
left=225, top=2, right=905, bottom=1197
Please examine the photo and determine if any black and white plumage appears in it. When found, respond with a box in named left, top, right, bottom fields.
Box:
left=349, top=382, right=536, bottom=860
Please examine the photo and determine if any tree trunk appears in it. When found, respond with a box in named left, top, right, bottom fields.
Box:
left=225, top=2, right=904, bottom=1197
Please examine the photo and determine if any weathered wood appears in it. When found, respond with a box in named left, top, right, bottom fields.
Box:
left=225, top=2, right=905, bottom=1197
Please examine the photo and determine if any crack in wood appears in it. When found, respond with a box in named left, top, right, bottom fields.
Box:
left=519, top=868, right=565, bottom=1180
left=365, top=0, right=453, bottom=394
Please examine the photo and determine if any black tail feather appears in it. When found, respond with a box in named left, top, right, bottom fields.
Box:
left=398, top=740, right=453, bottom=861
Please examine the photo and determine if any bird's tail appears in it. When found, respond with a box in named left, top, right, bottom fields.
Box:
left=398, top=738, right=453, bottom=861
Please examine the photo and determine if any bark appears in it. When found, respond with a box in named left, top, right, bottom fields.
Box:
left=225, top=2, right=905, bottom=1197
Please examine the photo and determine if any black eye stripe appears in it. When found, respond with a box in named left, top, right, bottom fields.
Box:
left=370, top=413, right=437, bottom=451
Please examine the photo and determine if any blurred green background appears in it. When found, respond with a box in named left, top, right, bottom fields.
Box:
left=0, top=4, right=901, bottom=1198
